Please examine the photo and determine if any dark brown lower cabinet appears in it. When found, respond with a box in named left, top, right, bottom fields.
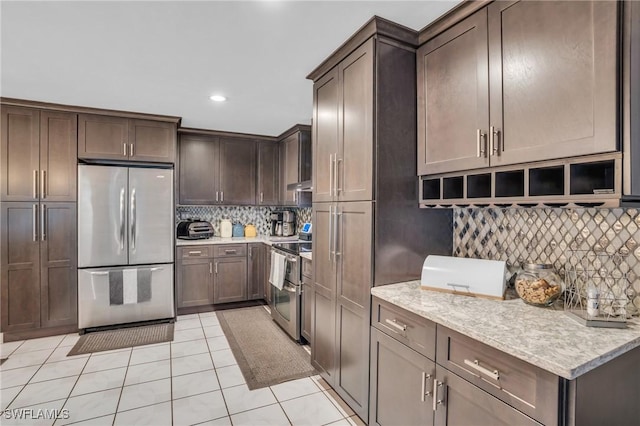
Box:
left=176, top=257, right=214, bottom=308
left=301, top=265, right=312, bottom=342
left=247, top=243, right=264, bottom=300
left=264, top=247, right=273, bottom=305
left=1, top=202, right=77, bottom=338
left=433, top=366, right=539, bottom=426
left=369, top=327, right=435, bottom=426
left=213, top=257, right=247, bottom=304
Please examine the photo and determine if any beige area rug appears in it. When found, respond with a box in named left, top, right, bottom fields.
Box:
left=67, top=323, right=174, bottom=356
left=217, top=306, right=318, bottom=390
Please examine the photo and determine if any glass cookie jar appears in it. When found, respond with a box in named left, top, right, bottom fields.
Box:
left=515, top=263, right=564, bottom=306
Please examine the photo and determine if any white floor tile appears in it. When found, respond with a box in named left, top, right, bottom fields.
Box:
left=83, top=350, right=130, bottom=374
left=324, top=389, right=355, bottom=417
left=210, top=349, right=236, bottom=368
left=325, top=419, right=351, bottom=426
left=230, top=403, right=291, bottom=425
left=172, top=390, right=227, bottom=426
left=198, top=311, right=218, bottom=319
left=199, top=315, right=220, bottom=326
left=61, top=388, right=120, bottom=425
left=171, top=338, right=209, bottom=358
left=13, top=336, right=64, bottom=354
left=215, top=365, right=246, bottom=389
left=1, top=385, right=22, bottom=410
left=270, top=377, right=321, bottom=402
left=31, top=358, right=87, bottom=383
left=0, top=341, right=24, bottom=358
left=5, top=397, right=65, bottom=426
left=173, top=327, right=206, bottom=343
left=1, top=348, right=54, bottom=370
left=57, top=414, right=114, bottom=425
left=118, top=378, right=171, bottom=412
left=58, top=334, right=81, bottom=348
left=174, top=318, right=202, bottom=331
left=124, top=358, right=170, bottom=386
left=171, top=353, right=213, bottom=377
left=199, top=416, right=232, bottom=425
left=203, top=325, right=224, bottom=338
left=171, top=369, right=220, bottom=400
left=129, top=343, right=170, bottom=366
left=0, top=365, right=40, bottom=388
left=221, top=384, right=277, bottom=415
left=206, top=336, right=230, bottom=352
left=177, top=313, right=200, bottom=320
left=114, top=401, right=171, bottom=426
left=9, top=376, right=77, bottom=408
left=280, top=392, right=343, bottom=426
left=71, top=367, right=126, bottom=396
left=45, top=346, right=90, bottom=364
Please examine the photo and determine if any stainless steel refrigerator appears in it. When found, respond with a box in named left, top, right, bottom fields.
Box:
left=77, top=164, right=174, bottom=329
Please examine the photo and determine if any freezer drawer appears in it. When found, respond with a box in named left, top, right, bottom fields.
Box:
left=78, top=264, right=174, bottom=329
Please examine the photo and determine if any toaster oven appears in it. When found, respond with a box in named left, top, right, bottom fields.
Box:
left=177, top=219, right=214, bottom=240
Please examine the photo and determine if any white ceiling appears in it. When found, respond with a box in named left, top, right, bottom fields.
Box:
left=1, top=1, right=460, bottom=136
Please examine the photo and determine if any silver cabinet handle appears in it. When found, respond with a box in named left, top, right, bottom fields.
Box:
left=260, top=192, right=264, bottom=203
left=249, top=246, right=252, bottom=258
left=215, top=262, right=218, bottom=274
left=490, top=126, right=501, bottom=156
left=33, top=170, right=38, bottom=199
left=433, top=380, right=445, bottom=411
left=334, top=208, right=342, bottom=258
left=130, top=188, right=136, bottom=251
left=221, top=191, right=224, bottom=202
left=463, top=359, right=500, bottom=381
left=476, top=129, right=487, bottom=158
left=328, top=154, right=334, bottom=198
left=216, top=191, right=219, bottom=202
left=32, top=204, right=38, bottom=241
left=209, top=262, right=213, bottom=274
left=41, top=204, right=46, bottom=241
left=129, top=143, right=134, bottom=157
left=420, top=372, right=433, bottom=402
left=336, top=158, right=343, bottom=195
left=123, top=143, right=127, bottom=156
left=119, top=188, right=125, bottom=251
left=188, top=250, right=202, bottom=255
left=41, top=170, right=46, bottom=199
left=385, top=318, right=407, bottom=332
left=328, top=205, right=334, bottom=261
left=224, top=249, right=237, bottom=254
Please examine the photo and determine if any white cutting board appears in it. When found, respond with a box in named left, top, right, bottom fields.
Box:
left=420, top=255, right=507, bottom=300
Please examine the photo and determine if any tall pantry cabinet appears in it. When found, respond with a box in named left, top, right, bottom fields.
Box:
left=308, top=18, right=452, bottom=422
left=1, top=104, right=78, bottom=340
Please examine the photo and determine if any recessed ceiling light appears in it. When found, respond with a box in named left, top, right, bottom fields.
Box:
left=210, top=95, right=227, bottom=102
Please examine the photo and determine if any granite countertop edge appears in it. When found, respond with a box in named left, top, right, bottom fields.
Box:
left=371, top=280, right=640, bottom=380
left=176, top=236, right=297, bottom=246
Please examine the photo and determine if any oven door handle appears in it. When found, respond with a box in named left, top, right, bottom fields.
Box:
left=280, top=285, right=299, bottom=294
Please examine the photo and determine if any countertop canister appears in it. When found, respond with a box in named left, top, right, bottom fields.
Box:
left=220, top=219, right=232, bottom=238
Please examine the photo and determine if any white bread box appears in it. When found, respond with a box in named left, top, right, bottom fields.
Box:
left=420, top=255, right=507, bottom=300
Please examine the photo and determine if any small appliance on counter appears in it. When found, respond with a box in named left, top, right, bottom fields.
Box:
left=177, top=219, right=214, bottom=240
left=270, top=210, right=296, bottom=237
left=298, top=223, right=312, bottom=241
left=220, top=219, right=232, bottom=238
left=232, top=222, right=244, bottom=237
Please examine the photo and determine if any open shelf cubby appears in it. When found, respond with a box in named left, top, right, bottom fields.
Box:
left=443, top=176, right=463, bottom=199
left=529, top=165, right=564, bottom=196
left=570, top=160, right=615, bottom=195
left=421, top=178, right=441, bottom=200
left=467, top=173, right=491, bottom=198
left=495, top=170, right=524, bottom=198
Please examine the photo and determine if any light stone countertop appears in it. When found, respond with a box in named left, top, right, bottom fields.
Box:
left=176, top=236, right=299, bottom=246
left=371, top=280, right=640, bottom=380
left=300, top=252, right=312, bottom=261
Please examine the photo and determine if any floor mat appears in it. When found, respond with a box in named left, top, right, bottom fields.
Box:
left=217, top=306, right=318, bottom=390
left=67, top=323, right=174, bottom=356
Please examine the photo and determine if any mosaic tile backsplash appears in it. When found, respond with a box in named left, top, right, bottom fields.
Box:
left=453, top=207, right=640, bottom=314
left=176, top=206, right=311, bottom=236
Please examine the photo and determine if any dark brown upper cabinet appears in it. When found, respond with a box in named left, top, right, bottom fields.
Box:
left=278, top=125, right=311, bottom=207
left=1, top=106, right=77, bottom=202
left=78, top=114, right=176, bottom=163
left=417, top=0, right=618, bottom=176
left=257, top=141, right=279, bottom=205
left=179, top=133, right=256, bottom=205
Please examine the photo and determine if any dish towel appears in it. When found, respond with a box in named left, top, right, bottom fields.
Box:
left=269, top=251, right=286, bottom=290
left=123, top=269, right=138, bottom=304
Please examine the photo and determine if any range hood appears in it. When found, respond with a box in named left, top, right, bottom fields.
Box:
left=287, top=180, right=313, bottom=192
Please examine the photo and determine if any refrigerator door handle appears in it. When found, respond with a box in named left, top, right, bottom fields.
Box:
left=119, top=188, right=125, bottom=251
left=131, top=188, right=137, bottom=251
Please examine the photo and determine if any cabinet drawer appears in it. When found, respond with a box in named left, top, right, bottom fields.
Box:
left=372, top=297, right=436, bottom=360
left=178, top=246, right=213, bottom=259
left=213, top=244, right=246, bottom=258
left=302, top=258, right=312, bottom=278
left=436, top=326, right=559, bottom=426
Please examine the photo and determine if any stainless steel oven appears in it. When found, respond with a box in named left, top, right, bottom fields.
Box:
left=270, top=242, right=310, bottom=342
